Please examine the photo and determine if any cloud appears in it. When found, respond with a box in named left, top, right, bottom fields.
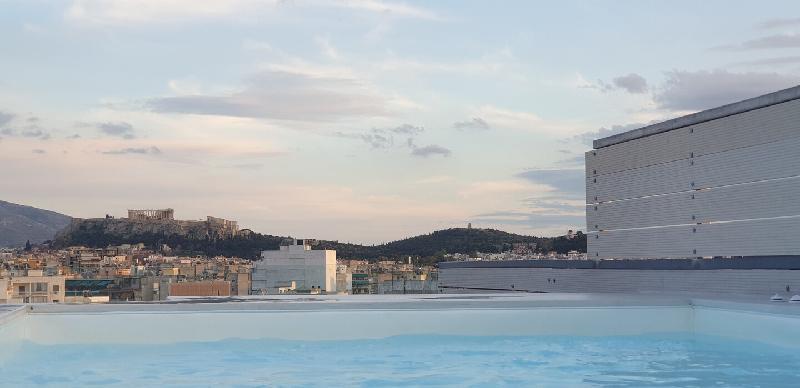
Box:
left=66, top=0, right=265, bottom=24
left=515, top=169, right=585, bottom=198
left=96, top=122, right=136, bottom=139
left=21, top=129, right=50, bottom=140
left=315, top=35, right=340, bottom=60
left=758, top=18, right=800, bottom=29
left=653, top=69, right=800, bottom=111
left=572, top=70, right=799, bottom=144
left=522, top=198, right=585, bottom=213
left=589, top=73, right=648, bottom=94
left=228, top=163, right=263, bottom=170
left=0, top=111, right=54, bottom=140
left=147, top=69, right=397, bottom=121
left=410, top=144, right=451, bottom=158
left=611, top=73, right=648, bottom=94
left=66, top=0, right=439, bottom=25
left=337, top=123, right=425, bottom=149
left=453, top=117, right=490, bottom=131
left=571, top=122, right=651, bottom=146
left=387, top=123, right=424, bottom=135
left=102, top=146, right=162, bottom=155
left=2, top=127, right=51, bottom=140
left=23, top=23, right=45, bottom=34
left=414, top=175, right=454, bottom=184
left=459, top=180, right=547, bottom=199
left=359, top=130, right=395, bottom=148
left=0, top=111, right=14, bottom=127
left=31, top=149, right=46, bottom=154
left=466, top=172, right=586, bottom=234
left=469, top=211, right=585, bottom=230
left=472, top=105, right=581, bottom=136
left=242, top=39, right=272, bottom=52
left=733, top=56, right=800, bottom=67
left=465, top=182, right=585, bottom=233
left=557, top=154, right=585, bottom=168
left=715, top=34, right=800, bottom=51
left=329, top=0, right=441, bottom=20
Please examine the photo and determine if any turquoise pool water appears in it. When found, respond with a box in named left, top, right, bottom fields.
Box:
left=2, top=334, right=799, bottom=387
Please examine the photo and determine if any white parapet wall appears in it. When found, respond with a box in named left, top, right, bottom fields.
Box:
left=0, top=294, right=799, bottom=350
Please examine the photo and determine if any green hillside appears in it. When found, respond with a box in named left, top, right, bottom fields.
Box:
left=55, top=218, right=586, bottom=261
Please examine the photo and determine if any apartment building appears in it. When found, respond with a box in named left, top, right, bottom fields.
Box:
left=0, top=270, right=66, bottom=303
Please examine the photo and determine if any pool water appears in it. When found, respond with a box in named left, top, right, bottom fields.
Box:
left=3, top=334, right=799, bottom=387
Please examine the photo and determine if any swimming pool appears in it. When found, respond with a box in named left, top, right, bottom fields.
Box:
left=1, top=294, right=799, bottom=387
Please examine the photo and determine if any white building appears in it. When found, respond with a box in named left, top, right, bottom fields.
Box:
left=251, top=240, right=336, bottom=294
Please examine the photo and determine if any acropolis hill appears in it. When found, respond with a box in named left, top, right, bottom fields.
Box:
left=55, top=209, right=240, bottom=246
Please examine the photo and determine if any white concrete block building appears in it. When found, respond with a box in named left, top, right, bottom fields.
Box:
left=251, top=240, right=337, bottom=294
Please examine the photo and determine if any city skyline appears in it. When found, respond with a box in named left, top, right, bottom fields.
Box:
left=3, top=1, right=800, bottom=243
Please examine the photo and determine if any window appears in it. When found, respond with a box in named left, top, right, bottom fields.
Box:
left=18, top=285, right=25, bottom=293
left=53, top=285, right=60, bottom=293
left=35, top=283, right=46, bottom=292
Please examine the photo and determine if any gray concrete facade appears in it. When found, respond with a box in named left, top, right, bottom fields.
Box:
left=586, top=85, right=800, bottom=259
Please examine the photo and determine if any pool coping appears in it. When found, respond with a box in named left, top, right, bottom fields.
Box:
left=0, top=305, right=24, bottom=325
left=2, top=293, right=800, bottom=316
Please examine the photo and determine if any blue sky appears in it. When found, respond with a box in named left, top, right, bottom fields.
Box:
left=2, top=0, right=800, bottom=243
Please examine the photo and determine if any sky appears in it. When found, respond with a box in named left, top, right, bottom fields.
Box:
left=2, top=0, right=800, bottom=244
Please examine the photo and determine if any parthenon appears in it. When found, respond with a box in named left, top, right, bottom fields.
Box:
left=127, top=208, right=174, bottom=221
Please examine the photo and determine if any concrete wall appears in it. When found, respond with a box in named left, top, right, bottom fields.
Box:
left=440, top=267, right=800, bottom=296
left=587, top=88, right=800, bottom=259
left=169, top=281, right=231, bottom=297
left=376, top=279, right=440, bottom=294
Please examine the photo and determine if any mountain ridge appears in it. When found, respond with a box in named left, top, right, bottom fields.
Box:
left=0, top=200, right=73, bottom=247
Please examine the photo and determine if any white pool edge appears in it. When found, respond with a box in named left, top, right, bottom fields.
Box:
left=1, top=294, right=799, bottom=351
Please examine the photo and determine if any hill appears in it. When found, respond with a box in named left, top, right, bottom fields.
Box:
left=316, top=228, right=584, bottom=259
left=54, top=218, right=287, bottom=258
left=0, top=200, right=73, bottom=247
left=54, top=217, right=586, bottom=260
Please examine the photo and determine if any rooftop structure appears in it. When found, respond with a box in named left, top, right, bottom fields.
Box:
left=587, top=85, right=800, bottom=259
